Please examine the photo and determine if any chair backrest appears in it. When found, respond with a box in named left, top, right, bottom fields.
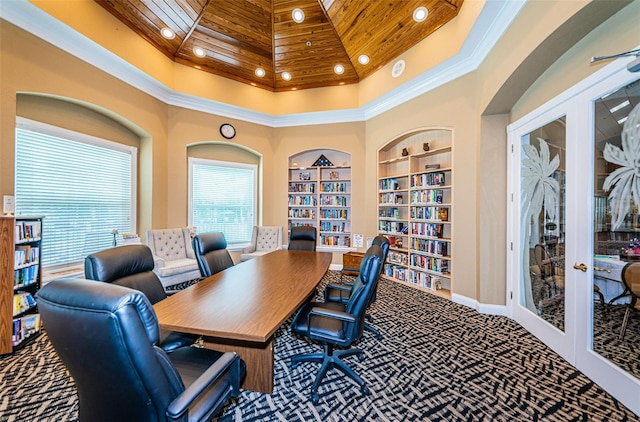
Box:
left=622, top=262, right=640, bottom=301
left=146, top=228, right=195, bottom=260
left=254, top=226, right=283, bottom=252
left=371, top=235, right=390, bottom=261
left=534, top=244, right=552, bottom=277
left=288, top=226, right=317, bottom=251
left=37, top=279, right=186, bottom=421
left=85, top=244, right=167, bottom=305
left=343, top=245, right=385, bottom=340
left=192, top=232, right=234, bottom=277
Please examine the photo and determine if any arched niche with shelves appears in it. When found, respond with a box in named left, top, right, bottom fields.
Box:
left=377, top=128, right=453, bottom=299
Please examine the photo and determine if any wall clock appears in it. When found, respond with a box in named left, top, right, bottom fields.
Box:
left=219, top=123, right=236, bottom=139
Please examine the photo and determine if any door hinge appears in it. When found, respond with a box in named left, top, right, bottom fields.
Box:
left=510, top=242, right=513, bottom=251
left=511, top=144, right=514, bottom=153
left=510, top=291, right=513, bottom=300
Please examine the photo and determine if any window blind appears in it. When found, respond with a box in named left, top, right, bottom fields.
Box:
left=15, top=119, right=136, bottom=267
left=189, top=158, right=256, bottom=244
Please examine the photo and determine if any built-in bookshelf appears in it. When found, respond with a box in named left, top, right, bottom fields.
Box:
left=288, top=150, right=352, bottom=248
left=0, top=216, right=43, bottom=354
left=378, top=129, right=453, bottom=299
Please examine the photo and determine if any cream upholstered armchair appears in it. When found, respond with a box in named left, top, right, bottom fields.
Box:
left=240, top=226, right=283, bottom=262
left=145, top=228, right=201, bottom=288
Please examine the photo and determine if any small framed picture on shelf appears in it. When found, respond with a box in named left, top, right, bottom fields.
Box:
left=329, top=171, right=340, bottom=180
left=299, top=171, right=311, bottom=181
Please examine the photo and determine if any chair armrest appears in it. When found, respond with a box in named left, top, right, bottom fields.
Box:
left=166, top=352, right=240, bottom=420
left=324, top=284, right=350, bottom=303
left=153, top=256, right=166, bottom=269
left=309, top=307, right=356, bottom=323
left=242, top=244, right=256, bottom=254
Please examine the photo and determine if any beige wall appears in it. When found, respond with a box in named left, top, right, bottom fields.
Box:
left=2, top=1, right=637, bottom=305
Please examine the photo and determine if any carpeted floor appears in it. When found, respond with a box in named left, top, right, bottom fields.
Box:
left=1, top=271, right=638, bottom=421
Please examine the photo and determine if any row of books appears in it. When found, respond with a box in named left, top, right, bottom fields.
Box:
left=14, top=265, right=39, bottom=288
left=410, top=255, right=450, bottom=274
left=288, top=195, right=317, bottom=206
left=13, top=292, right=36, bottom=316
left=289, top=182, right=316, bottom=193
left=12, top=313, right=41, bottom=347
left=411, top=238, right=449, bottom=256
left=388, top=250, right=408, bottom=265
left=378, top=221, right=408, bottom=234
left=319, top=235, right=350, bottom=247
left=409, top=270, right=443, bottom=290
left=319, top=195, right=348, bottom=206
left=289, top=209, right=316, bottom=219
left=410, top=172, right=446, bottom=188
left=379, top=178, right=402, bottom=191
left=320, top=221, right=348, bottom=232
left=410, top=189, right=444, bottom=204
left=411, top=222, right=444, bottom=238
left=320, top=209, right=348, bottom=219
left=319, top=182, right=348, bottom=193
left=15, top=245, right=39, bottom=267
left=379, top=207, right=402, bottom=219
left=411, top=206, right=448, bottom=221
left=15, top=220, right=41, bottom=243
left=379, top=192, right=405, bottom=204
left=383, top=264, right=408, bottom=281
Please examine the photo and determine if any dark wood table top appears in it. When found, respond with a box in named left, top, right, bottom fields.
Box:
left=154, top=250, right=332, bottom=343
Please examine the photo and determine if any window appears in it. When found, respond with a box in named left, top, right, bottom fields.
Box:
left=15, top=118, right=136, bottom=268
left=189, top=157, right=256, bottom=245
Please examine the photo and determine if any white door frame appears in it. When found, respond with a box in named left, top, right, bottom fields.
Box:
left=507, top=50, right=640, bottom=416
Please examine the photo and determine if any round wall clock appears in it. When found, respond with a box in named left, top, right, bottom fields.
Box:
left=219, top=123, right=236, bottom=139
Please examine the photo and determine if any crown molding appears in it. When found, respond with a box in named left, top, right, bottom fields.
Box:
left=1, top=0, right=525, bottom=127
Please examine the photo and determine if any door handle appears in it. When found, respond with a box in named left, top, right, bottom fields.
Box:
left=573, top=263, right=588, bottom=272
left=593, top=266, right=611, bottom=273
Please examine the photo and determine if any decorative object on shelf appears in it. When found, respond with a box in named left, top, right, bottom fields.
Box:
left=401, top=148, right=409, bottom=156
left=299, top=171, right=311, bottom=181
left=620, top=238, right=640, bottom=261
left=423, top=143, right=430, bottom=151
left=329, top=171, right=340, bottom=180
left=425, top=164, right=440, bottom=170
left=312, top=154, right=334, bottom=167
left=219, top=123, right=236, bottom=139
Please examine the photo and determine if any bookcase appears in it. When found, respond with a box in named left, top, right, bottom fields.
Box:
left=288, top=150, right=352, bottom=248
left=377, top=129, right=453, bottom=299
left=0, top=216, right=43, bottom=354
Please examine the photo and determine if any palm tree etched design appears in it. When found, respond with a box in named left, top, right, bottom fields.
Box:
left=521, top=138, right=560, bottom=312
left=603, top=103, right=640, bottom=231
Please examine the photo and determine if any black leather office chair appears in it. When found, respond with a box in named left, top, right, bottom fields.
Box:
left=288, top=226, right=317, bottom=251
left=192, top=232, right=234, bottom=277
left=325, top=235, right=390, bottom=339
left=290, top=244, right=385, bottom=403
left=85, top=244, right=197, bottom=352
left=37, top=279, right=244, bottom=422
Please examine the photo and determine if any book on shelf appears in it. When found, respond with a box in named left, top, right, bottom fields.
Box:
left=13, top=291, right=37, bottom=316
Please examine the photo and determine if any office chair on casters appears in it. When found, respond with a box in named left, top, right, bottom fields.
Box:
left=288, top=226, right=317, bottom=251
left=37, top=279, right=245, bottom=422
left=290, top=244, right=385, bottom=404
left=85, top=244, right=198, bottom=352
left=325, top=235, right=390, bottom=340
left=192, top=232, right=235, bottom=277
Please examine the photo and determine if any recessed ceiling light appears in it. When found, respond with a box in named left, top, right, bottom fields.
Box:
left=255, top=67, right=266, bottom=77
left=609, top=100, right=630, bottom=113
left=334, top=64, right=345, bottom=75
left=193, top=46, right=206, bottom=58
left=358, top=54, right=370, bottom=65
left=160, top=27, right=175, bottom=39
left=413, top=6, right=428, bottom=22
left=292, top=8, right=305, bottom=23
left=282, top=72, right=292, bottom=81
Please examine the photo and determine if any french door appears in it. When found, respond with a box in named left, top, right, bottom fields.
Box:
left=508, top=59, right=640, bottom=415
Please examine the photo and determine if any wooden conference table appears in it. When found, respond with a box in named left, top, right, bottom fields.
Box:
left=153, top=249, right=332, bottom=393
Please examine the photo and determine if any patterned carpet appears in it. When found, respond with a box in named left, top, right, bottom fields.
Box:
left=1, top=271, right=638, bottom=421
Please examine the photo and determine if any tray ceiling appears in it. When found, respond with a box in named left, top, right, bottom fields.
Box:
left=96, top=0, right=463, bottom=91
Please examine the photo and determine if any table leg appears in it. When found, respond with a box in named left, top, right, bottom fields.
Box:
left=201, top=336, right=274, bottom=394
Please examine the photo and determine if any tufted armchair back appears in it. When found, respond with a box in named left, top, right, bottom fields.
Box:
left=146, top=228, right=195, bottom=261
left=254, top=226, right=283, bottom=251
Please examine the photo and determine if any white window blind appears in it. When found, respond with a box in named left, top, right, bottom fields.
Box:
left=15, top=118, right=136, bottom=268
left=189, top=158, right=256, bottom=244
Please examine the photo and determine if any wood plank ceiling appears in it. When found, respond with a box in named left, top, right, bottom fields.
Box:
left=96, top=0, right=463, bottom=91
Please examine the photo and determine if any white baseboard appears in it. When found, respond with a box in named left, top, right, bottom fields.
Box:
left=451, top=293, right=507, bottom=316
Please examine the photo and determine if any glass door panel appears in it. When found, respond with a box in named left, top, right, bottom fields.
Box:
left=592, top=78, right=640, bottom=381
left=520, top=119, right=567, bottom=332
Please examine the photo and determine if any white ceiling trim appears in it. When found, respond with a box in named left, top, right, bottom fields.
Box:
left=0, top=0, right=525, bottom=127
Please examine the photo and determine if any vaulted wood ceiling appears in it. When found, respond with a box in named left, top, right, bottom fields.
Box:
left=96, top=0, right=463, bottom=91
